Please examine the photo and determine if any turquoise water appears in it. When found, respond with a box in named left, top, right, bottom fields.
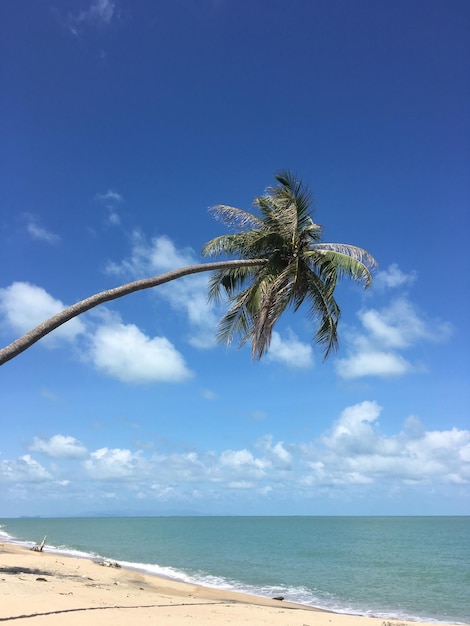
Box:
left=1, top=516, right=468, bottom=623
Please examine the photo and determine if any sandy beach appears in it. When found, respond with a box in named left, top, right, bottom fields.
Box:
left=0, top=542, right=464, bottom=626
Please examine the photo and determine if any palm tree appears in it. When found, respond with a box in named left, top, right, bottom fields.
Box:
left=203, top=170, right=377, bottom=360
left=0, top=171, right=376, bottom=366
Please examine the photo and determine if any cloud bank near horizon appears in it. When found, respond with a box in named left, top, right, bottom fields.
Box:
left=1, top=400, right=468, bottom=514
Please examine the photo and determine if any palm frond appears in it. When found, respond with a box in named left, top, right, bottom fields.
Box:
left=216, top=288, right=253, bottom=347
left=202, top=232, right=255, bottom=258
left=274, top=170, right=313, bottom=219
left=209, top=205, right=263, bottom=231
left=313, top=243, right=377, bottom=267
left=299, top=265, right=341, bottom=357
left=249, top=270, right=293, bottom=359
left=255, top=192, right=298, bottom=242
left=207, top=265, right=259, bottom=302
left=303, top=218, right=323, bottom=242
left=311, top=244, right=377, bottom=288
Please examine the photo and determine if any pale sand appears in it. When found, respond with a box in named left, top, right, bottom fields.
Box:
left=0, top=543, right=461, bottom=626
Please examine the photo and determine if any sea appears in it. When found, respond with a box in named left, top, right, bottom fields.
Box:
left=0, top=516, right=468, bottom=624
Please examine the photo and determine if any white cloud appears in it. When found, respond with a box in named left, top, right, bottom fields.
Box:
left=0, top=282, right=86, bottom=344
left=300, top=401, right=470, bottom=487
left=26, top=218, right=60, bottom=245
left=106, top=233, right=219, bottom=349
left=89, top=321, right=193, bottom=383
left=323, top=401, right=383, bottom=453
left=84, top=448, right=147, bottom=480
left=70, top=0, right=117, bottom=29
left=30, top=435, right=88, bottom=459
left=107, top=210, right=121, bottom=226
left=106, top=232, right=193, bottom=276
left=265, top=330, right=313, bottom=368
left=95, top=189, right=124, bottom=203
left=40, top=389, right=61, bottom=402
left=256, top=435, right=292, bottom=469
left=95, top=190, right=123, bottom=226
left=219, top=449, right=268, bottom=478
left=149, top=234, right=194, bottom=272
left=374, top=263, right=417, bottom=290
left=150, top=484, right=176, bottom=500
left=228, top=481, right=254, bottom=489
left=0, top=455, right=52, bottom=483
left=360, top=299, right=449, bottom=348
left=335, top=297, right=452, bottom=379
left=64, top=0, right=118, bottom=38
left=336, top=350, right=412, bottom=379
left=201, top=388, right=217, bottom=400
left=168, top=277, right=218, bottom=349
left=153, top=452, right=209, bottom=483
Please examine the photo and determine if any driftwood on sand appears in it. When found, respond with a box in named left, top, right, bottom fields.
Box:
left=31, top=536, right=47, bottom=552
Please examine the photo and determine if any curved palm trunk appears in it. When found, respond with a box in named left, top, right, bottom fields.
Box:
left=0, top=259, right=266, bottom=366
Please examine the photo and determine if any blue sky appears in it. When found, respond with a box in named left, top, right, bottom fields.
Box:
left=1, top=0, right=469, bottom=517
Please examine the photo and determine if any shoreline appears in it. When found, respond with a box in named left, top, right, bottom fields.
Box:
left=1, top=541, right=466, bottom=626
